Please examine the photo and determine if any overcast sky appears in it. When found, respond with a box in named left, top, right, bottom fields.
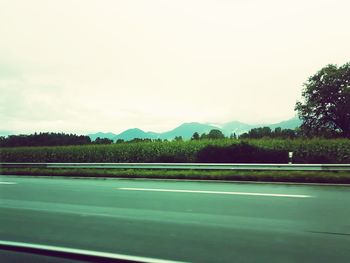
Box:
left=1, top=0, right=349, bottom=134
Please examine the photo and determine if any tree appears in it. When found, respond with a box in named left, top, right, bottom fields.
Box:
left=191, top=132, right=200, bottom=140
left=274, top=127, right=282, bottom=137
left=174, top=136, right=183, bottom=142
left=0, top=136, right=5, bottom=147
left=200, top=133, right=208, bottom=140
left=94, top=137, right=113, bottom=144
left=280, top=129, right=296, bottom=139
left=240, top=127, right=271, bottom=139
left=239, top=127, right=297, bottom=139
left=230, top=133, right=237, bottom=139
left=207, top=129, right=225, bottom=140
left=295, top=63, right=350, bottom=137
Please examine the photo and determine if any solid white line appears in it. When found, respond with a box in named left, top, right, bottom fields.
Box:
left=119, top=188, right=312, bottom=198
left=0, top=182, right=17, bottom=185
left=0, top=240, right=185, bottom=263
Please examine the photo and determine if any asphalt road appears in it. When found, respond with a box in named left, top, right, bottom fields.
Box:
left=1, top=176, right=350, bottom=262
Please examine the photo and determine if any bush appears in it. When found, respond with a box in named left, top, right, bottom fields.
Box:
left=196, top=142, right=288, bottom=163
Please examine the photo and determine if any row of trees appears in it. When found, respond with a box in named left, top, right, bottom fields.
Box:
left=0, top=133, right=92, bottom=147
left=190, top=129, right=227, bottom=140
left=0, top=127, right=295, bottom=147
left=189, top=128, right=297, bottom=141
left=240, top=127, right=297, bottom=139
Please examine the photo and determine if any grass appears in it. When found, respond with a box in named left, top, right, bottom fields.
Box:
left=1, top=138, right=350, bottom=163
left=1, top=168, right=350, bottom=184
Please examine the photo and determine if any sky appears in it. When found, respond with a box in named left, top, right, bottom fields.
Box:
left=1, top=0, right=349, bottom=135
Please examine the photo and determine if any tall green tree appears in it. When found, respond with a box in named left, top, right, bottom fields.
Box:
left=191, top=132, right=200, bottom=140
left=174, top=136, right=183, bottom=142
left=230, top=133, right=237, bottom=139
left=295, top=63, right=350, bottom=137
left=207, top=129, right=225, bottom=139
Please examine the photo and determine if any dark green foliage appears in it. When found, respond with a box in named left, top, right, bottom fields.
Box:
left=191, top=132, right=200, bottom=140
left=230, top=133, right=237, bottom=139
left=271, top=127, right=297, bottom=138
left=207, top=129, right=225, bottom=139
left=127, top=138, right=153, bottom=143
left=240, top=127, right=297, bottom=139
left=0, top=133, right=91, bottom=147
left=242, top=127, right=272, bottom=138
left=197, top=142, right=288, bottom=163
left=295, top=62, right=350, bottom=138
left=93, top=137, right=113, bottom=144
left=200, top=133, right=208, bottom=140
left=199, top=129, right=226, bottom=140
left=174, top=136, right=183, bottom=142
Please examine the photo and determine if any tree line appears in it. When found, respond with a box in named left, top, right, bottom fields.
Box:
left=0, top=127, right=298, bottom=147
left=0, top=133, right=92, bottom=147
left=239, top=127, right=297, bottom=139
left=0, top=124, right=343, bottom=148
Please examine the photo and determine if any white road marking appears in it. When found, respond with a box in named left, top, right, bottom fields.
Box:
left=0, top=240, right=185, bottom=263
left=0, top=182, right=17, bottom=185
left=119, top=188, right=312, bottom=198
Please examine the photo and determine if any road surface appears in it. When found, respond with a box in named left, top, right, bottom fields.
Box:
left=1, top=176, right=350, bottom=262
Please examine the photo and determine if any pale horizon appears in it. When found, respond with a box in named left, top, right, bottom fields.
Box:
left=1, top=0, right=349, bottom=135
left=1, top=116, right=299, bottom=136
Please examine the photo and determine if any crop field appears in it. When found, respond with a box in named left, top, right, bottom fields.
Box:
left=1, top=138, right=350, bottom=164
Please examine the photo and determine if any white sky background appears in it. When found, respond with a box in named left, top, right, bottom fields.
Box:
left=1, top=0, right=349, bottom=134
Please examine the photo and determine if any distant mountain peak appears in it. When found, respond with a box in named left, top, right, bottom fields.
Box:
left=87, top=132, right=117, bottom=141
left=123, top=128, right=144, bottom=132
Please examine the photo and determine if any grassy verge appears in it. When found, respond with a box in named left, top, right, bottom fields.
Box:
left=1, top=168, right=350, bottom=184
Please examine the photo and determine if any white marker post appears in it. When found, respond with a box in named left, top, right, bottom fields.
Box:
left=288, top=152, right=293, bottom=164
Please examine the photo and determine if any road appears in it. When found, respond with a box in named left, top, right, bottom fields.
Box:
left=1, top=176, right=350, bottom=262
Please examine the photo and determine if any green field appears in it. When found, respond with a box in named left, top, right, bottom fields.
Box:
left=1, top=138, right=350, bottom=164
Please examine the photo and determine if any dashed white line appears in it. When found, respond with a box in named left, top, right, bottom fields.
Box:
left=0, top=182, right=17, bottom=185
left=119, top=188, right=312, bottom=198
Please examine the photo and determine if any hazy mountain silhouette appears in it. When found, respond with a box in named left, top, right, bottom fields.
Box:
left=159, top=122, right=216, bottom=140
left=114, top=128, right=159, bottom=141
left=268, top=118, right=302, bottom=130
left=221, top=121, right=255, bottom=136
left=88, top=117, right=301, bottom=141
left=88, top=132, right=118, bottom=141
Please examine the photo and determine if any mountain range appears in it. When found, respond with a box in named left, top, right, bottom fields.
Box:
left=88, top=117, right=301, bottom=141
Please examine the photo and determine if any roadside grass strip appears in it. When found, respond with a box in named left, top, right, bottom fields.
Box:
left=118, top=188, right=312, bottom=198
